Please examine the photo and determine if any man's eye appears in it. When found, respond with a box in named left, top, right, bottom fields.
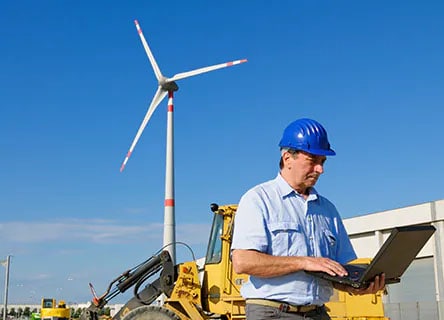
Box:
left=308, top=158, right=326, bottom=165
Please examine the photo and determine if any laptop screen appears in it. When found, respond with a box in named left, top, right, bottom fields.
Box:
left=360, top=225, right=435, bottom=282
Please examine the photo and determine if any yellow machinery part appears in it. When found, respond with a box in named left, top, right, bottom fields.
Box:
left=40, top=298, right=71, bottom=320
left=164, top=261, right=203, bottom=320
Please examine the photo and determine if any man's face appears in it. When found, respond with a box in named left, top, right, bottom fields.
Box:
left=286, top=150, right=327, bottom=189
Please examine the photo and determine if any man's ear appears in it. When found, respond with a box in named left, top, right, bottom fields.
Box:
left=281, top=151, right=292, bottom=162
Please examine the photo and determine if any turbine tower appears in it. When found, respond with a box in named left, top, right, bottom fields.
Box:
left=121, top=20, right=247, bottom=263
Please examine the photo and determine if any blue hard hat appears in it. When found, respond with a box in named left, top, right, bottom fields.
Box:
left=278, top=118, right=336, bottom=156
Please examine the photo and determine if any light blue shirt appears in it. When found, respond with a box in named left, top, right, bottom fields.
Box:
left=231, top=174, right=357, bottom=305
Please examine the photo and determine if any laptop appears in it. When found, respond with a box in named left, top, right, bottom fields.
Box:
left=307, top=225, right=436, bottom=288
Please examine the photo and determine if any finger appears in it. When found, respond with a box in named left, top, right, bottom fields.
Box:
left=326, top=261, right=347, bottom=276
left=379, top=273, right=386, bottom=288
left=373, top=275, right=385, bottom=291
left=324, top=259, right=347, bottom=276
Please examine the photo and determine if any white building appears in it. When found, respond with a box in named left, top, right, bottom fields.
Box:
left=344, top=199, right=444, bottom=320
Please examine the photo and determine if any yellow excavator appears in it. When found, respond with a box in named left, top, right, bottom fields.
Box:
left=40, top=298, right=71, bottom=320
left=80, top=204, right=388, bottom=320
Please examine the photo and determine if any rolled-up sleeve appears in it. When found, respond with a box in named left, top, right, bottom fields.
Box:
left=231, top=190, right=269, bottom=253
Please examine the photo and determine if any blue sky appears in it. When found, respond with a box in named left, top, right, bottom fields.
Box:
left=1, top=0, right=443, bottom=305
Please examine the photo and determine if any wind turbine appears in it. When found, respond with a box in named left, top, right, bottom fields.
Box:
left=120, top=20, right=247, bottom=263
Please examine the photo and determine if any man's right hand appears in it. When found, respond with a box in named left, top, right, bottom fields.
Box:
left=302, top=256, right=348, bottom=277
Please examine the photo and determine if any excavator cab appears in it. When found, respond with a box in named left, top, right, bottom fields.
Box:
left=200, top=204, right=247, bottom=318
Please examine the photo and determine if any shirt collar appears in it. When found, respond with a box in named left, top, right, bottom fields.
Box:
left=275, top=173, right=319, bottom=201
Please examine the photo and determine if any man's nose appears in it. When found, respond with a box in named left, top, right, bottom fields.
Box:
left=314, top=164, right=324, bottom=174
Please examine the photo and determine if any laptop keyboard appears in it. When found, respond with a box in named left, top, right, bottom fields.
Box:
left=343, top=264, right=367, bottom=281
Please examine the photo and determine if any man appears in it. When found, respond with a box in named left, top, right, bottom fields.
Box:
left=231, top=118, right=385, bottom=320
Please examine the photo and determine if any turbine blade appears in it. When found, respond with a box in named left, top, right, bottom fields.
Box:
left=120, top=87, right=168, bottom=172
left=134, top=20, right=163, bottom=81
left=168, top=59, right=247, bottom=82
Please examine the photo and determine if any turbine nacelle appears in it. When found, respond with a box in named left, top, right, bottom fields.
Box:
left=159, top=79, right=179, bottom=92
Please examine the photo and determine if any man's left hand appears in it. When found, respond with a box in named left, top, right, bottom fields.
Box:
left=349, top=273, right=386, bottom=295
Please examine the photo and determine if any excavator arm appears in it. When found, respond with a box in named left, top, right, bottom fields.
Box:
left=80, top=250, right=176, bottom=320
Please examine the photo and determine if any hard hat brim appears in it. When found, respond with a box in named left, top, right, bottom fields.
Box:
left=308, top=148, right=336, bottom=156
